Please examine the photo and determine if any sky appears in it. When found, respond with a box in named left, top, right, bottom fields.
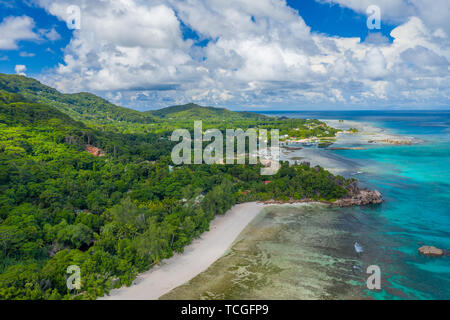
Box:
left=0, top=0, right=449, bottom=111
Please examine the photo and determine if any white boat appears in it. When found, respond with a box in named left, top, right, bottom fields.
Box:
left=354, top=242, right=364, bottom=254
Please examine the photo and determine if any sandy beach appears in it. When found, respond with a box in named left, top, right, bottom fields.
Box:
left=100, top=202, right=266, bottom=300
left=101, top=120, right=416, bottom=300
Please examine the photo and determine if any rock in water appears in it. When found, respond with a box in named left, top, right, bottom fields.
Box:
left=418, top=246, right=444, bottom=257
left=334, top=189, right=383, bottom=207
left=354, top=242, right=364, bottom=254
left=352, top=265, right=362, bottom=274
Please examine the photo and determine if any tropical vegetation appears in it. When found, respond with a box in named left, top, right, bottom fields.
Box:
left=0, top=74, right=354, bottom=299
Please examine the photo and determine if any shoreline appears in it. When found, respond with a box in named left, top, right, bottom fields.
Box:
left=100, top=193, right=381, bottom=300
left=100, top=202, right=266, bottom=300
left=100, top=119, right=388, bottom=301
left=280, top=118, right=422, bottom=177
left=262, top=187, right=383, bottom=207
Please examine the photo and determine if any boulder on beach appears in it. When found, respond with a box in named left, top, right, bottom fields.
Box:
left=418, top=246, right=444, bottom=257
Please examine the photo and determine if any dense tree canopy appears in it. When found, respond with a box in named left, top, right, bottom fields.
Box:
left=0, top=76, right=353, bottom=300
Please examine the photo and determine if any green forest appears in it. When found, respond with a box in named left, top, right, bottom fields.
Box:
left=0, top=74, right=356, bottom=300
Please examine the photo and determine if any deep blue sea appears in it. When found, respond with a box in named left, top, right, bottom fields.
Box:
left=263, top=111, right=450, bottom=299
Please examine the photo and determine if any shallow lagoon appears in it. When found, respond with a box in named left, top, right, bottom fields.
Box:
left=163, top=111, right=450, bottom=300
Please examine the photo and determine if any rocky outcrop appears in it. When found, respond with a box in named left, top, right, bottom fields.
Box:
left=418, top=246, right=444, bottom=257
left=368, top=139, right=412, bottom=145
left=260, top=176, right=383, bottom=208
left=334, top=189, right=383, bottom=207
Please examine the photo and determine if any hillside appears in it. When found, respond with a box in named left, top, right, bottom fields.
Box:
left=148, top=103, right=266, bottom=121
left=0, top=74, right=357, bottom=300
left=0, top=74, right=157, bottom=125
left=0, top=90, right=83, bottom=128
left=0, top=88, right=174, bottom=161
left=0, top=73, right=341, bottom=140
left=0, top=74, right=272, bottom=126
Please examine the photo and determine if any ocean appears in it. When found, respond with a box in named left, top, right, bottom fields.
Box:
left=163, top=111, right=450, bottom=300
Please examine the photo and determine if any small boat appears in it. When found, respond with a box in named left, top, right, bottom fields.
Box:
left=354, top=242, right=364, bottom=255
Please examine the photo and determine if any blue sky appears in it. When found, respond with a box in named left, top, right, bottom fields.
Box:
left=287, top=0, right=396, bottom=40
left=0, top=0, right=448, bottom=110
left=0, top=1, right=68, bottom=74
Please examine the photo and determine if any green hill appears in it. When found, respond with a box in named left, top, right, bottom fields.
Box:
left=0, top=74, right=352, bottom=301
left=148, top=103, right=265, bottom=121
left=0, top=73, right=340, bottom=139
left=0, top=74, right=269, bottom=127
left=0, top=88, right=173, bottom=161
left=0, top=73, right=157, bottom=125
left=0, top=90, right=84, bottom=128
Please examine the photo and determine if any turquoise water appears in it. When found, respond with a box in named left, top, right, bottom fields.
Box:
left=264, top=111, right=450, bottom=299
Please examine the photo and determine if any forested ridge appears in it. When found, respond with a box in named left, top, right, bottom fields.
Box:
left=0, top=74, right=354, bottom=300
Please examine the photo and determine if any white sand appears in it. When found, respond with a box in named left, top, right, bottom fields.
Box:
left=100, top=202, right=265, bottom=300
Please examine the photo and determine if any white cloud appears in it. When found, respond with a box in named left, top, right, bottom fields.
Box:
left=19, top=51, right=35, bottom=57
left=39, top=27, right=61, bottom=41
left=37, top=0, right=194, bottom=93
left=0, top=16, right=39, bottom=50
left=15, top=64, right=27, bottom=76
left=34, top=0, right=449, bottom=109
left=363, top=48, right=387, bottom=79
